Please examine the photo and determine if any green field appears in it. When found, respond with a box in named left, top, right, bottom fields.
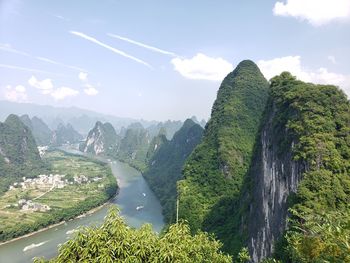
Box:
left=0, top=150, right=117, bottom=242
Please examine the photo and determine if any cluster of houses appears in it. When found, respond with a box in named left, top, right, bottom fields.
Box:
left=37, top=146, right=49, bottom=157
left=9, top=174, right=104, bottom=192
left=7, top=173, right=104, bottom=213
left=18, top=199, right=51, bottom=212
left=9, top=174, right=67, bottom=190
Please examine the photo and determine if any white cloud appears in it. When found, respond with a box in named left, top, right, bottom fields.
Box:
left=273, top=0, right=350, bottom=26
left=84, top=86, right=99, bottom=96
left=27, top=75, right=80, bottom=100
left=78, top=72, right=99, bottom=96
left=70, top=31, right=152, bottom=68
left=171, top=53, right=233, bottom=81
left=257, top=56, right=350, bottom=96
left=28, top=76, right=54, bottom=94
left=327, top=55, right=337, bottom=64
left=107, top=33, right=177, bottom=56
left=79, top=72, right=88, bottom=81
left=50, top=87, right=79, bottom=100
left=4, top=85, right=27, bottom=102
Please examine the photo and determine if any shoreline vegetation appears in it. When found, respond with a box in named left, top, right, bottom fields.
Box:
left=0, top=198, right=114, bottom=247
left=0, top=149, right=118, bottom=244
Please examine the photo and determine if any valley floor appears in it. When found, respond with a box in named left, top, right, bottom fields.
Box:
left=0, top=150, right=117, bottom=243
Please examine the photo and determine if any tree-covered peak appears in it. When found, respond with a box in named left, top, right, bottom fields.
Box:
left=182, top=118, right=197, bottom=129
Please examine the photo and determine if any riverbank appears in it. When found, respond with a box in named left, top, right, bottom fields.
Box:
left=0, top=150, right=118, bottom=244
left=0, top=196, right=115, bottom=247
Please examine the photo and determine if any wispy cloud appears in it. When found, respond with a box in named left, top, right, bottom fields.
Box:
left=107, top=33, right=177, bottom=57
left=70, top=31, right=152, bottom=68
left=36, top=57, right=85, bottom=71
left=0, top=63, right=62, bottom=75
left=0, top=43, right=30, bottom=56
left=0, top=43, right=86, bottom=72
left=52, top=14, right=70, bottom=21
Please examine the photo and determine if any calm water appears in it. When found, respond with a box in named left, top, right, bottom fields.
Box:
left=0, top=149, right=164, bottom=263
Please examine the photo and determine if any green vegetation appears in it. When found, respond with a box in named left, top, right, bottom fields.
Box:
left=116, top=123, right=151, bottom=171
left=52, top=123, right=83, bottom=146
left=143, top=119, right=204, bottom=223
left=176, top=66, right=350, bottom=262
left=34, top=207, right=232, bottom=263
left=0, top=150, right=117, bottom=242
left=177, top=60, right=269, bottom=239
left=20, top=115, right=52, bottom=146
left=265, top=72, right=350, bottom=261
left=0, top=114, right=49, bottom=194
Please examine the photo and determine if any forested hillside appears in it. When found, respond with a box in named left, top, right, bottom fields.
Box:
left=177, top=60, right=269, bottom=235
left=176, top=64, right=350, bottom=262
left=0, top=114, right=48, bottom=194
left=143, top=119, right=204, bottom=223
left=20, top=115, right=52, bottom=145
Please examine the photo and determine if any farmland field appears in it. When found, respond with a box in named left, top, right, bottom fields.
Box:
left=0, top=150, right=117, bottom=242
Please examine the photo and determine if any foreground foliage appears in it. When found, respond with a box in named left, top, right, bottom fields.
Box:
left=284, top=209, right=350, bottom=263
left=35, top=207, right=232, bottom=263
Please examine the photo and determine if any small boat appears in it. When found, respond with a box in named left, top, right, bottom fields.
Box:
left=136, top=205, right=144, bottom=211
left=66, top=229, right=77, bottom=235
left=23, top=241, right=48, bottom=252
left=142, top=193, right=146, bottom=197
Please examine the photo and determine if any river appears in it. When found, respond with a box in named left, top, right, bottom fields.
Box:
left=0, top=149, right=164, bottom=263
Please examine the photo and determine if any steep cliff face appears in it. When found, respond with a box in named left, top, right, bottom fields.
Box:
left=80, top=121, right=119, bottom=156
left=247, top=103, right=305, bottom=262
left=244, top=72, right=350, bottom=261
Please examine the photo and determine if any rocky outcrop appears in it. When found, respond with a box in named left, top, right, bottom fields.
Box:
left=80, top=121, right=119, bottom=155
left=246, top=103, right=306, bottom=262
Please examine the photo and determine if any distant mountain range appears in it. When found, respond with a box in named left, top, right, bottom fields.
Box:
left=0, top=101, right=157, bottom=135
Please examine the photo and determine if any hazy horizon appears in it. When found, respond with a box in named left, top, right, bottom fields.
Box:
left=1, top=0, right=349, bottom=121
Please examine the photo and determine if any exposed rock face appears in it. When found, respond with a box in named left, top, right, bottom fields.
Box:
left=80, top=121, right=119, bottom=155
left=247, top=104, right=305, bottom=262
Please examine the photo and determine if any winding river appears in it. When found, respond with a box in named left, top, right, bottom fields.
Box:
left=0, top=149, right=164, bottom=263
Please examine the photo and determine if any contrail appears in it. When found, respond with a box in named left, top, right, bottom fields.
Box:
left=0, top=63, right=63, bottom=75
left=107, top=33, right=177, bottom=57
left=70, top=31, right=152, bottom=69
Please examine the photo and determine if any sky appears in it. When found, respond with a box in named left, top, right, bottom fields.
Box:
left=1, top=0, right=350, bottom=121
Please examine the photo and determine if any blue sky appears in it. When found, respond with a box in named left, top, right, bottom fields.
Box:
left=1, top=0, right=350, bottom=121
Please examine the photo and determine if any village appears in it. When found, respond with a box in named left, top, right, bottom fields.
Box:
left=8, top=173, right=103, bottom=212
